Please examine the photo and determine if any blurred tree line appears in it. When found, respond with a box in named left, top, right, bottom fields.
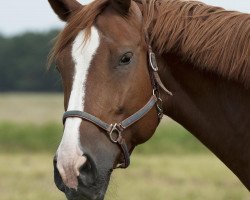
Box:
left=0, top=30, right=62, bottom=92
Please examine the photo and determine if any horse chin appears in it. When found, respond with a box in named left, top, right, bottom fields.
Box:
left=64, top=186, right=107, bottom=200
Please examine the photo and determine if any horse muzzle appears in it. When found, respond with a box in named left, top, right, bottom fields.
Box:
left=53, top=155, right=108, bottom=200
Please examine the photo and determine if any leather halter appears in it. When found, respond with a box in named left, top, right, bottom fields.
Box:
left=62, top=45, right=172, bottom=169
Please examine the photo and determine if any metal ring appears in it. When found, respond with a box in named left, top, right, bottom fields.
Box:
left=109, top=124, right=122, bottom=143
left=149, top=52, right=159, bottom=72
left=153, top=88, right=157, bottom=96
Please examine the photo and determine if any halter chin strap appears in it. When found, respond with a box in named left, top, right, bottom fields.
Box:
left=62, top=45, right=172, bottom=169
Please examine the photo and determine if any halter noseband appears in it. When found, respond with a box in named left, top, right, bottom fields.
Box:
left=62, top=45, right=172, bottom=169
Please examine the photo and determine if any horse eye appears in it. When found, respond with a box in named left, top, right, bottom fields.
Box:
left=119, top=52, right=133, bottom=65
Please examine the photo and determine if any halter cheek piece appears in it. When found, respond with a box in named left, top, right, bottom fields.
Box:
left=62, top=45, right=172, bottom=169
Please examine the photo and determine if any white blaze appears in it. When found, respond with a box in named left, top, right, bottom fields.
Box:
left=56, top=27, right=100, bottom=189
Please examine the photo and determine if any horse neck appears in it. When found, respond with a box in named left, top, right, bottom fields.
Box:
left=158, top=53, right=250, bottom=190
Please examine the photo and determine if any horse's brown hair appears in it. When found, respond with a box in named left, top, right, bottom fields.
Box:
left=142, top=0, right=250, bottom=86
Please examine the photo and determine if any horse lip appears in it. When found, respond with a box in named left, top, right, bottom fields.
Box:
left=65, top=187, right=105, bottom=200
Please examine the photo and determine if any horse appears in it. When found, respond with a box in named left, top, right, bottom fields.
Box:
left=48, top=0, right=250, bottom=199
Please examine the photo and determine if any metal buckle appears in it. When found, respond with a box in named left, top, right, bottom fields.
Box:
left=149, top=52, right=158, bottom=72
left=156, top=98, right=164, bottom=119
left=153, top=88, right=164, bottom=119
left=109, top=123, right=122, bottom=143
left=157, top=106, right=163, bottom=119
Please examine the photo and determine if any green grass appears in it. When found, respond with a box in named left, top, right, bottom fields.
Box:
left=0, top=121, right=208, bottom=154
left=0, top=153, right=248, bottom=200
left=0, top=122, right=61, bottom=153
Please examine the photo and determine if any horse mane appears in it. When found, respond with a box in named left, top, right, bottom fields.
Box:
left=50, top=0, right=250, bottom=86
left=142, top=0, right=250, bottom=86
left=49, top=0, right=109, bottom=64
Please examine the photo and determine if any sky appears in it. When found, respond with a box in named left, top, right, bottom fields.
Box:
left=1, top=0, right=250, bottom=36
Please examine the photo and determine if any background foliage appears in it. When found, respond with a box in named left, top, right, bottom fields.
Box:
left=0, top=30, right=61, bottom=92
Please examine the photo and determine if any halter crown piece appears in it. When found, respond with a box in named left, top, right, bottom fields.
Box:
left=62, top=33, right=173, bottom=169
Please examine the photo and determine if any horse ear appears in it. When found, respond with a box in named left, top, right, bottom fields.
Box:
left=48, top=0, right=83, bottom=21
left=111, top=0, right=131, bottom=15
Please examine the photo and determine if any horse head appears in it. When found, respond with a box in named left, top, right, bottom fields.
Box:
left=49, top=0, right=163, bottom=199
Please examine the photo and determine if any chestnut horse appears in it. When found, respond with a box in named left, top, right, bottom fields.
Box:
left=48, top=0, right=250, bottom=199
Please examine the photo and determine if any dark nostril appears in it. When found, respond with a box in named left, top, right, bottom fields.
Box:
left=80, top=160, right=91, bottom=171
left=78, top=154, right=97, bottom=186
left=53, top=156, right=66, bottom=192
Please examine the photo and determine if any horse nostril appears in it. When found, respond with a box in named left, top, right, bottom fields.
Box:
left=53, top=154, right=97, bottom=190
left=81, top=160, right=91, bottom=170
left=78, top=154, right=97, bottom=186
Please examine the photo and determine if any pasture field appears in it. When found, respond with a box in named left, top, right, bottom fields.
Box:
left=0, top=93, right=64, bottom=124
left=0, top=153, right=248, bottom=200
left=0, top=93, right=249, bottom=199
